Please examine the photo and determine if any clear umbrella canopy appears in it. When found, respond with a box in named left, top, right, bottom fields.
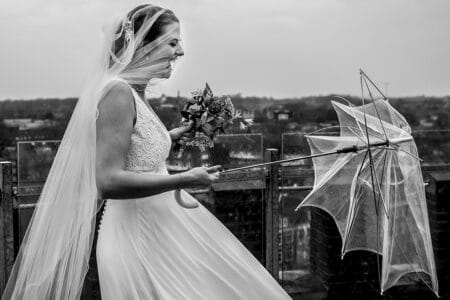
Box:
left=296, top=72, right=438, bottom=295
left=219, top=71, right=439, bottom=295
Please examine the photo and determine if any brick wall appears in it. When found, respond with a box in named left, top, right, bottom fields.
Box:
left=309, top=206, right=439, bottom=299
left=426, top=171, right=450, bottom=299
left=212, top=190, right=264, bottom=262
left=309, top=207, right=381, bottom=299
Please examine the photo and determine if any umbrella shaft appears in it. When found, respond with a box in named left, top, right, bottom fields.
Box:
left=220, top=137, right=412, bottom=174
left=220, top=151, right=333, bottom=174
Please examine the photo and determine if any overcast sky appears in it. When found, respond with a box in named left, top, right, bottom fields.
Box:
left=1, top=0, right=449, bottom=100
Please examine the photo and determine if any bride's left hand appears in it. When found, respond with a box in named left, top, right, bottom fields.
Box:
left=169, top=121, right=195, bottom=142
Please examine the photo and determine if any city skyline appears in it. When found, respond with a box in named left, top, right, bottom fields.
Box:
left=1, top=0, right=450, bottom=100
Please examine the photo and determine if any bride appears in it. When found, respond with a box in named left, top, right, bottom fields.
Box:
left=2, top=4, right=291, bottom=300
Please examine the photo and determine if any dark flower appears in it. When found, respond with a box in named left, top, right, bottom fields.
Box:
left=208, top=100, right=223, bottom=114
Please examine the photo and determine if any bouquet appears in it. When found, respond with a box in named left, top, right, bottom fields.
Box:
left=174, top=83, right=253, bottom=152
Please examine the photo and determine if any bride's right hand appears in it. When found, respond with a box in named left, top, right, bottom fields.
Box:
left=184, top=165, right=221, bottom=188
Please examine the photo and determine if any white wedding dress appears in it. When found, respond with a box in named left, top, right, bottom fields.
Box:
left=96, top=85, right=292, bottom=300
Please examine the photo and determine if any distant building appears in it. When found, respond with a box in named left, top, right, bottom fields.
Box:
left=160, top=103, right=177, bottom=110
left=420, top=119, right=433, bottom=128
left=276, top=111, right=291, bottom=121
left=3, top=118, right=57, bottom=131
left=286, top=122, right=300, bottom=130
left=266, top=107, right=293, bottom=121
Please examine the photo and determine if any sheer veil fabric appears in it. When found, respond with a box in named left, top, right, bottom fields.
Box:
left=2, top=5, right=182, bottom=299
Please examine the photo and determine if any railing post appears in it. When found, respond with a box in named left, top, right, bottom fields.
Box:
left=0, top=161, right=14, bottom=293
left=264, top=148, right=280, bottom=280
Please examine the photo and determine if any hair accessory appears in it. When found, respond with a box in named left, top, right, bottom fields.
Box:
left=124, top=19, right=133, bottom=43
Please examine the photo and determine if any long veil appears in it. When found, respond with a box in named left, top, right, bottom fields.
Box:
left=2, top=5, right=179, bottom=299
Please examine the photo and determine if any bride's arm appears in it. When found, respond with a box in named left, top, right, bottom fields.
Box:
left=95, top=82, right=220, bottom=200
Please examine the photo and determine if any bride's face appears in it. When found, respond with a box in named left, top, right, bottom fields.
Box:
left=152, top=22, right=184, bottom=79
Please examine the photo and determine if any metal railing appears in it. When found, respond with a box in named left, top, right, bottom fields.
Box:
left=2, top=148, right=450, bottom=297
left=0, top=162, right=14, bottom=293
left=0, top=148, right=284, bottom=296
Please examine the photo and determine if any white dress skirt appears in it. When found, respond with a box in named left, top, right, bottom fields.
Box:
left=96, top=87, right=291, bottom=299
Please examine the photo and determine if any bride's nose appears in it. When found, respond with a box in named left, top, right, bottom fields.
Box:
left=175, top=44, right=184, bottom=57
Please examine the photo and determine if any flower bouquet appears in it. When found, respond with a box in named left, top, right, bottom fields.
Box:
left=173, top=83, right=253, bottom=153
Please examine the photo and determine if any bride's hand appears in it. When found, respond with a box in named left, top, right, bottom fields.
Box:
left=184, top=165, right=221, bottom=188
left=169, top=121, right=195, bottom=142
left=175, top=165, right=221, bottom=209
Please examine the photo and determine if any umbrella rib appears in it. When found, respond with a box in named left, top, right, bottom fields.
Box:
left=360, top=69, right=388, bottom=100
left=347, top=127, right=368, bottom=145
left=360, top=71, right=388, bottom=217
left=359, top=70, right=383, bottom=213
left=367, top=149, right=380, bottom=217
left=307, top=125, right=360, bottom=137
left=387, top=162, right=435, bottom=293
left=360, top=71, right=372, bottom=149
left=390, top=234, right=435, bottom=294
left=367, top=146, right=383, bottom=290
left=362, top=75, right=389, bottom=142
left=360, top=71, right=383, bottom=291
left=307, top=125, right=368, bottom=145
left=342, top=149, right=370, bottom=254
left=396, top=147, right=423, bottom=162
left=379, top=145, right=422, bottom=164
left=334, top=95, right=356, bottom=107
left=334, top=96, right=367, bottom=138
left=342, top=148, right=385, bottom=255
left=379, top=146, right=389, bottom=189
left=371, top=151, right=389, bottom=218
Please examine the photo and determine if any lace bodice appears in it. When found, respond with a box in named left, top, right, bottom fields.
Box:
left=124, top=88, right=172, bottom=174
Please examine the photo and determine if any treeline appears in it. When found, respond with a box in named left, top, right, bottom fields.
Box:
left=0, top=98, right=77, bottom=120
left=1, top=94, right=450, bottom=162
left=1, top=94, right=449, bottom=141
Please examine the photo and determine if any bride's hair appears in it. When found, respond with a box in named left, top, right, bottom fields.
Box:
left=112, top=4, right=179, bottom=59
